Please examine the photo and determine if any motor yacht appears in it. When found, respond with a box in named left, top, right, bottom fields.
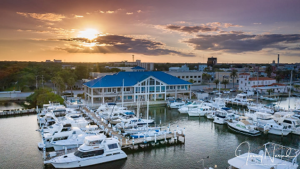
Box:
left=227, top=116, right=261, bottom=136
left=188, top=106, right=213, bottom=117
left=213, top=110, right=239, bottom=124
left=44, top=135, right=127, bottom=168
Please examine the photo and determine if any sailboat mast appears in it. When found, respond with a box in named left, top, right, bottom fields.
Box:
left=146, top=79, right=149, bottom=127
left=122, top=79, right=124, bottom=108
left=288, top=70, right=293, bottom=110
left=256, top=67, right=258, bottom=104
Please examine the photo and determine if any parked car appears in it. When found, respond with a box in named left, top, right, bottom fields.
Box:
left=223, top=91, right=230, bottom=94
left=230, top=89, right=236, bottom=92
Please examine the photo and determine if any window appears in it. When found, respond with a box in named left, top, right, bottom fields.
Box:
left=177, top=86, right=180, bottom=89
left=158, top=94, right=162, bottom=97
left=126, top=88, right=130, bottom=91
left=150, top=78, right=155, bottom=85
left=177, top=76, right=180, bottom=78
left=182, top=76, right=184, bottom=78
left=108, top=143, right=118, bottom=149
left=194, top=76, right=197, bottom=78
left=166, top=86, right=169, bottom=90
left=198, top=81, right=201, bottom=83
left=141, top=82, right=145, bottom=86
left=74, top=150, right=104, bottom=158
left=186, top=76, right=188, bottom=78
left=181, top=86, right=184, bottom=89
left=198, top=76, right=201, bottom=78
left=108, top=88, right=111, bottom=92
left=156, top=81, right=160, bottom=85
left=128, top=96, right=132, bottom=100
left=161, top=86, right=165, bottom=92
left=190, top=76, right=192, bottom=78
left=53, top=136, right=68, bottom=141
left=156, top=86, right=160, bottom=92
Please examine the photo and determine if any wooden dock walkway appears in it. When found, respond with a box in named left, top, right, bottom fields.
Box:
left=80, top=106, right=185, bottom=149
left=0, top=109, right=36, bottom=117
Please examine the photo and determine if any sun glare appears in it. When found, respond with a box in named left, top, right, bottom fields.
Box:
left=77, top=28, right=99, bottom=40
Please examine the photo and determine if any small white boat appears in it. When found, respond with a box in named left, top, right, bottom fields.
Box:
left=168, top=99, right=185, bottom=109
left=44, top=135, right=127, bottom=168
left=213, top=110, right=238, bottom=125
left=227, top=117, right=260, bottom=136
left=188, top=106, right=213, bottom=117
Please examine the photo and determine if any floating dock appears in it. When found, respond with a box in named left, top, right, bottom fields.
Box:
left=0, top=109, right=36, bottom=117
left=80, top=106, right=185, bottom=150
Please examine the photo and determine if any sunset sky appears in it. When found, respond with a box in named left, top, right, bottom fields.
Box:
left=1, top=0, right=300, bottom=63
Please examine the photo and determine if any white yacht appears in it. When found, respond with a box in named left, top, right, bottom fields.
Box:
left=188, top=106, right=213, bottom=117
left=45, top=135, right=127, bottom=168
left=227, top=116, right=261, bottom=136
left=247, top=104, right=274, bottom=114
left=213, top=110, right=238, bottom=124
left=168, top=99, right=185, bottom=109
left=178, top=101, right=203, bottom=113
left=228, top=142, right=299, bottom=169
left=51, top=127, right=105, bottom=151
left=230, top=94, right=249, bottom=106
left=38, top=127, right=85, bottom=149
left=205, top=111, right=215, bottom=120
left=248, top=112, right=292, bottom=136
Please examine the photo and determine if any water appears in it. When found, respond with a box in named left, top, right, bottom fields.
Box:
left=0, top=101, right=25, bottom=111
left=0, top=98, right=300, bottom=169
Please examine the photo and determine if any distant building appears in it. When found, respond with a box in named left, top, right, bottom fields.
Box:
left=114, top=59, right=154, bottom=71
left=165, top=71, right=203, bottom=84
left=131, top=66, right=145, bottom=72
left=45, top=60, right=51, bottom=62
left=215, top=72, right=240, bottom=86
left=169, top=65, right=189, bottom=72
left=198, top=65, right=207, bottom=71
left=62, top=65, right=75, bottom=69
left=54, top=59, right=62, bottom=63
left=207, top=57, right=217, bottom=67
left=238, top=73, right=286, bottom=93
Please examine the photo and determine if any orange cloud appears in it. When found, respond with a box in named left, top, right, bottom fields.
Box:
left=16, top=12, right=65, bottom=21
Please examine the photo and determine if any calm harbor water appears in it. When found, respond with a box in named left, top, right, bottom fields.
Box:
left=0, top=97, right=300, bottom=169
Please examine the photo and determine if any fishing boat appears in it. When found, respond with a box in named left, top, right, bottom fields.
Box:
left=213, top=110, right=239, bottom=125
left=227, top=116, right=261, bottom=136
left=188, top=106, right=213, bottom=117
left=44, top=135, right=127, bottom=168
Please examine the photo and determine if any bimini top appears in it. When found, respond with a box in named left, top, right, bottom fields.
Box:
left=84, top=71, right=192, bottom=88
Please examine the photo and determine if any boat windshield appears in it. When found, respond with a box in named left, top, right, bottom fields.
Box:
left=74, top=150, right=104, bottom=158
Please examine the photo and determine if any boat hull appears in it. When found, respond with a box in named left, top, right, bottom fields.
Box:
left=227, top=123, right=261, bottom=136
left=50, top=153, right=127, bottom=168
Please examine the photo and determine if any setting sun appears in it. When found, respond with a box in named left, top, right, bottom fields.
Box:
left=77, top=28, right=99, bottom=40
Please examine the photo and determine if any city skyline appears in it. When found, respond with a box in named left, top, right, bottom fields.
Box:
left=1, top=0, right=300, bottom=63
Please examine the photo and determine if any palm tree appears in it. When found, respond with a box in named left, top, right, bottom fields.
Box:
left=188, top=79, right=194, bottom=83
left=267, top=89, right=273, bottom=96
left=214, top=79, right=219, bottom=89
left=230, top=70, right=238, bottom=89
left=221, top=80, right=229, bottom=89
left=265, top=66, right=272, bottom=77
left=66, top=77, right=76, bottom=95
left=275, top=75, right=281, bottom=83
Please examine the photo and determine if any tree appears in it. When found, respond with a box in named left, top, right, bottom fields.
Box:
left=230, top=70, right=238, bottom=89
left=66, top=77, right=76, bottom=94
left=188, top=79, right=194, bottom=83
left=265, top=66, right=272, bottom=77
left=26, top=87, right=64, bottom=108
left=221, top=80, right=229, bottom=89
left=214, top=79, right=219, bottom=89
left=275, top=75, right=281, bottom=83
left=75, top=65, right=89, bottom=80
left=267, top=89, right=273, bottom=96
left=294, top=85, right=300, bottom=92
left=51, top=76, right=65, bottom=95
left=202, top=73, right=212, bottom=83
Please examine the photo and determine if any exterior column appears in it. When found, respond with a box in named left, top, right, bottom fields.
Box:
left=134, top=86, right=136, bottom=102
left=102, top=88, right=104, bottom=103
left=175, top=85, right=177, bottom=99
left=91, top=88, right=93, bottom=105
left=189, top=85, right=191, bottom=99
left=164, top=85, right=167, bottom=101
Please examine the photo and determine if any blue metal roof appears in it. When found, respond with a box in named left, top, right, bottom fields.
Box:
left=84, top=71, right=191, bottom=88
left=131, top=66, right=145, bottom=70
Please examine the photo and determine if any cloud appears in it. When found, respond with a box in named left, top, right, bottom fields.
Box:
left=126, top=12, right=133, bottom=15
left=74, top=15, right=84, bottom=18
left=57, top=35, right=194, bottom=56
left=16, top=12, right=65, bottom=21
left=165, top=25, right=219, bottom=34
left=137, top=10, right=142, bottom=13
left=184, top=33, right=300, bottom=53
left=106, top=11, right=114, bottom=14
left=253, top=23, right=262, bottom=25
left=207, top=22, right=242, bottom=28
